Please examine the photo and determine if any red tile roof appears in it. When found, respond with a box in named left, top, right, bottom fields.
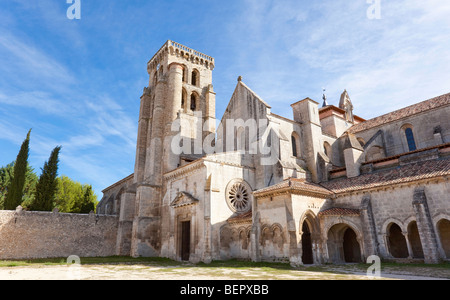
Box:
left=318, top=207, right=360, bottom=217
left=347, top=92, right=450, bottom=134
left=321, top=158, right=450, bottom=194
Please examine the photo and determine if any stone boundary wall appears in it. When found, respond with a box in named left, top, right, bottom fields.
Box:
left=0, top=209, right=118, bottom=260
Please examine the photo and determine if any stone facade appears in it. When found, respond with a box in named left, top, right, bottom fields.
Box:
left=98, top=40, right=450, bottom=264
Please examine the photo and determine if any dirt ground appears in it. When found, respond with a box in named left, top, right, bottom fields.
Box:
left=0, top=262, right=448, bottom=280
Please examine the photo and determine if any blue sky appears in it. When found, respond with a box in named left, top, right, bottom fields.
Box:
left=1, top=0, right=449, bottom=199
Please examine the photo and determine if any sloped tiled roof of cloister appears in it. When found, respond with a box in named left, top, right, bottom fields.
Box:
left=320, top=157, right=450, bottom=194
left=347, top=92, right=450, bottom=134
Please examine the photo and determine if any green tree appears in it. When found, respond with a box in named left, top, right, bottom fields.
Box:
left=30, top=146, right=61, bottom=211
left=54, top=176, right=97, bottom=213
left=54, top=175, right=82, bottom=212
left=80, top=185, right=96, bottom=213
left=4, top=129, right=31, bottom=210
left=0, top=162, right=14, bottom=209
left=1, top=162, right=39, bottom=210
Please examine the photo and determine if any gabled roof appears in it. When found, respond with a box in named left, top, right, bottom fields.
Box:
left=253, top=178, right=333, bottom=198
left=170, top=191, right=199, bottom=208
left=347, top=92, right=450, bottom=134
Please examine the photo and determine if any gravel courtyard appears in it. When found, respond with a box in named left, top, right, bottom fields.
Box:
left=0, top=258, right=448, bottom=280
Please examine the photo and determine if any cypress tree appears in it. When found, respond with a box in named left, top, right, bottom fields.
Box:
left=4, top=129, right=31, bottom=210
left=80, top=185, right=95, bottom=213
left=31, top=146, right=61, bottom=211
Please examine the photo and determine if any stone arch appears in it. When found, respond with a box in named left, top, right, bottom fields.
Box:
left=407, top=221, right=424, bottom=258
left=301, top=221, right=314, bottom=264
left=191, top=69, right=200, bottom=86
left=386, top=222, right=408, bottom=258
left=436, top=218, right=450, bottom=259
left=271, top=223, right=284, bottom=249
left=238, top=227, right=249, bottom=250
left=220, top=226, right=232, bottom=250
left=260, top=225, right=272, bottom=246
left=299, top=210, right=320, bottom=264
left=190, top=92, right=199, bottom=111
left=326, top=222, right=363, bottom=263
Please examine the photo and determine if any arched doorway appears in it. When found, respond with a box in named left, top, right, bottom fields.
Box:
left=343, top=228, right=361, bottom=263
left=437, top=219, right=450, bottom=259
left=327, top=223, right=362, bottom=263
left=301, top=222, right=314, bottom=264
left=387, top=223, right=408, bottom=258
left=407, top=221, right=424, bottom=259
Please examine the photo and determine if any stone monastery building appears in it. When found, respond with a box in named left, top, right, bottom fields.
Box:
left=98, top=40, right=450, bottom=265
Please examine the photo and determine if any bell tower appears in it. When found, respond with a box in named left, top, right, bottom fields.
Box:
left=131, top=40, right=215, bottom=257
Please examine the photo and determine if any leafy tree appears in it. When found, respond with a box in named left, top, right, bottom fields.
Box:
left=30, top=146, right=61, bottom=211
left=4, top=129, right=31, bottom=210
left=1, top=162, right=39, bottom=210
left=54, top=175, right=98, bottom=213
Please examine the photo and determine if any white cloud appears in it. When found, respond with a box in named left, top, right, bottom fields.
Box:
left=223, top=0, right=450, bottom=120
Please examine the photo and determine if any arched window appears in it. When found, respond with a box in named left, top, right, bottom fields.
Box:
left=291, top=135, right=297, bottom=157
left=405, top=127, right=416, bottom=151
left=291, top=132, right=301, bottom=158
left=190, top=94, right=197, bottom=111
left=191, top=69, right=199, bottom=86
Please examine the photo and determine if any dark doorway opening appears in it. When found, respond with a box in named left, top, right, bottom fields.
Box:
left=301, top=222, right=314, bottom=264
left=388, top=223, right=408, bottom=258
left=181, top=221, right=191, bottom=261
left=343, top=228, right=361, bottom=262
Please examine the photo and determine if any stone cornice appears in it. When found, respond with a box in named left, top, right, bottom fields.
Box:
left=164, top=159, right=205, bottom=180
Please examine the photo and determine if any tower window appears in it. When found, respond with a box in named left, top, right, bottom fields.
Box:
left=190, top=94, right=197, bottom=111
left=405, top=127, right=416, bottom=151
left=191, top=69, right=199, bottom=86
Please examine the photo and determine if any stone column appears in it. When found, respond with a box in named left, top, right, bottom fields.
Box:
left=360, top=194, right=379, bottom=257
left=403, top=231, right=414, bottom=259
left=412, top=187, right=440, bottom=263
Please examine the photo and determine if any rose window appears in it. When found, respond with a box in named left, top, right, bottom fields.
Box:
left=226, top=180, right=251, bottom=213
